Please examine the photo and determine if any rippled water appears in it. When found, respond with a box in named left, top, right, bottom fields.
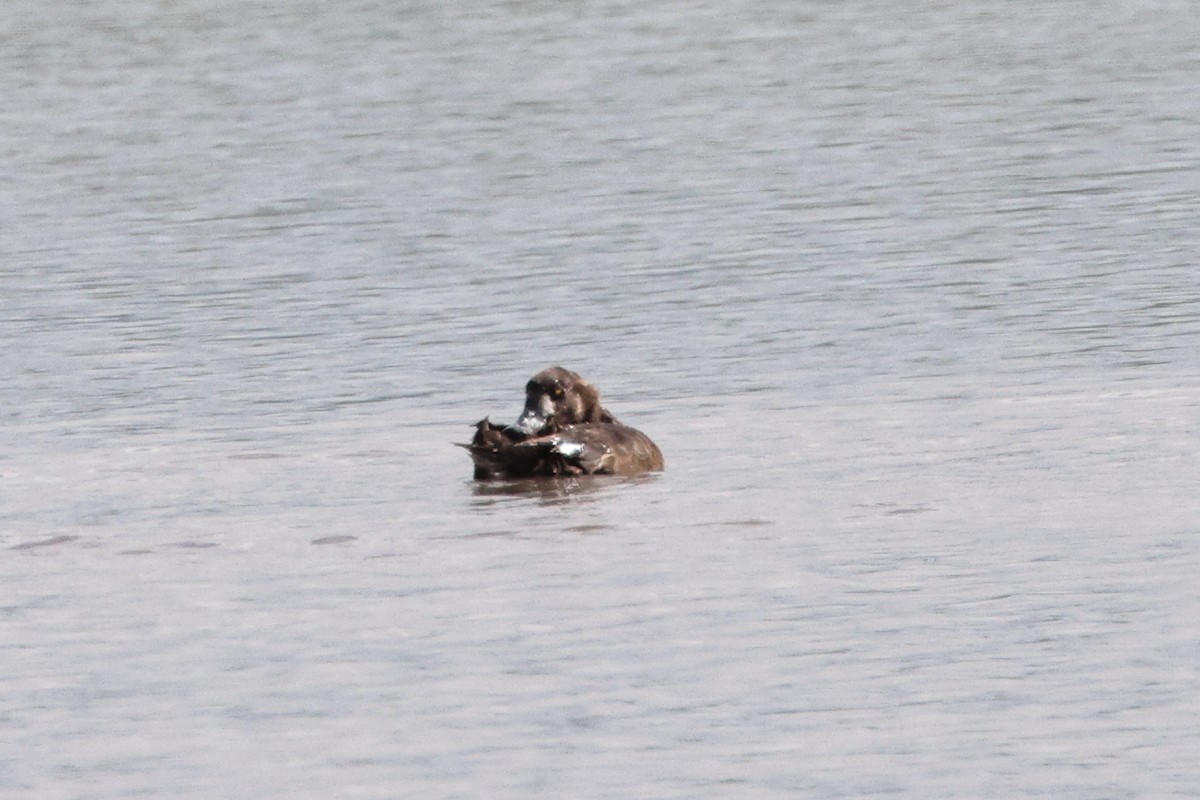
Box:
left=4, top=1, right=1200, bottom=797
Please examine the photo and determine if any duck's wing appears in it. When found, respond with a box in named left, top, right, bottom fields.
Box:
left=461, top=418, right=543, bottom=479
left=514, top=423, right=663, bottom=476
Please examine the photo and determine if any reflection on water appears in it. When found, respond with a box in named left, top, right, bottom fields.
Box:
left=4, top=0, right=1200, bottom=798
left=468, top=473, right=662, bottom=507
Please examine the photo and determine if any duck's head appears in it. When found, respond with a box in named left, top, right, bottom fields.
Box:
left=512, top=366, right=614, bottom=436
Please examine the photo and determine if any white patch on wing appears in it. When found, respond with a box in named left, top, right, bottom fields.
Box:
left=552, top=440, right=585, bottom=458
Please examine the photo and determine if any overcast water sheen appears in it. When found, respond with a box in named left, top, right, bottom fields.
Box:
left=4, top=1, right=1200, bottom=797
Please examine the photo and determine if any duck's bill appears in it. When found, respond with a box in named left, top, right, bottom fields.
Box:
left=512, top=409, right=546, bottom=436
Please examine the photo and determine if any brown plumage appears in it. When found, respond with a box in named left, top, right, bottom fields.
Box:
left=461, top=367, right=664, bottom=480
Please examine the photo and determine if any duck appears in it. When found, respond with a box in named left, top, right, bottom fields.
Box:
left=462, top=367, right=664, bottom=480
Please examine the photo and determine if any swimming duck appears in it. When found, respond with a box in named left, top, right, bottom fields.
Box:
left=463, top=367, right=664, bottom=480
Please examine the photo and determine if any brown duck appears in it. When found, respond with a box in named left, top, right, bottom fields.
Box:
left=463, top=367, right=664, bottom=480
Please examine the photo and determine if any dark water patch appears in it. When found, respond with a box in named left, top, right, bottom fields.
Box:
left=565, top=523, right=610, bottom=535
left=882, top=506, right=934, bottom=517
left=9, top=535, right=80, bottom=550
left=692, top=518, right=774, bottom=528
left=312, top=535, right=357, bottom=545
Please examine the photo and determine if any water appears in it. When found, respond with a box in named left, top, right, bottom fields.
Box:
left=4, top=0, right=1200, bottom=797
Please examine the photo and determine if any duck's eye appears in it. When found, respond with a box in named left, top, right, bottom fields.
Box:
left=553, top=387, right=564, bottom=398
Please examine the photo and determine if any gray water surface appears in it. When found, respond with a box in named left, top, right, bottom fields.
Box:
left=4, top=1, right=1200, bottom=797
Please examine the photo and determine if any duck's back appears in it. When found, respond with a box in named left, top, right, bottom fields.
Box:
left=550, top=423, right=664, bottom=476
